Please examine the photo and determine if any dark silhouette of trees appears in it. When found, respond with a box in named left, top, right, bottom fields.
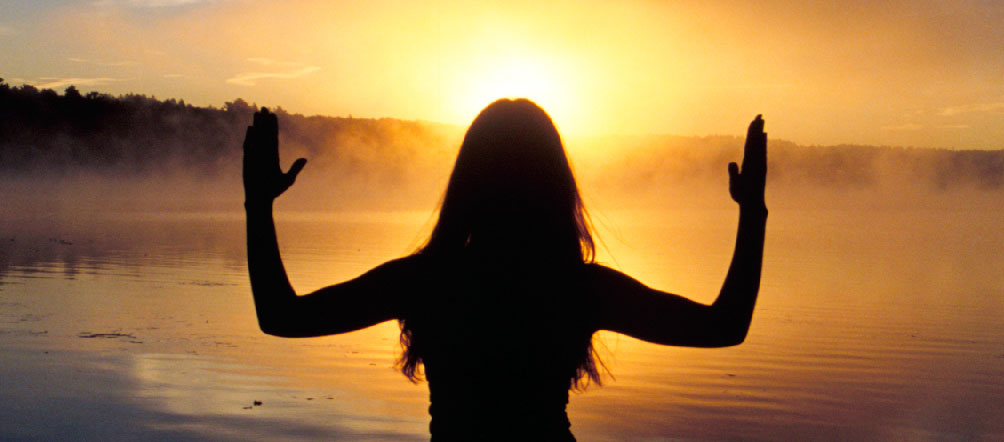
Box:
left=0, top=79, right=454, bottom=179
left=0, top=79, right=247, bottom=174
left=0, top=78, right=1001, bottom=194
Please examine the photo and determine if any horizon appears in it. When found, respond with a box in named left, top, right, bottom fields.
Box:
left=3, top=4, right=1004, bottom=440
left=2, top=1, right=1003, bottom=149
left=4, top=82, right=1002, bottom=219
left=6, top=81, right=1004, bottom=154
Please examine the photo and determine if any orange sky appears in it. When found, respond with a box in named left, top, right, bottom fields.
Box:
left=2, top=0, right=1003, bottom=148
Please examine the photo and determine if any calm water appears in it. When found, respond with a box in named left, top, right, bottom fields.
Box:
left=1, top=207, right=1002, bottom=441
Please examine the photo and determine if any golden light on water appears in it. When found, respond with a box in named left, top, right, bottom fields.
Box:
left=3, top=1, right=1004, bottom=440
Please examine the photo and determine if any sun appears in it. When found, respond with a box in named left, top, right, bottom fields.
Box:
left=446, top=52, right=585, bottom=135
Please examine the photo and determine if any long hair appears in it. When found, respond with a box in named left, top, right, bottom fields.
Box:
left=398, top=98, right=602, bottom=388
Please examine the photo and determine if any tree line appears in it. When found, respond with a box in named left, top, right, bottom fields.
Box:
left=1, top=79, right=1001, bottom=196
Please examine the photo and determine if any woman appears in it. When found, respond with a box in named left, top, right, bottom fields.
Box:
left=243, top=99, right=767, bottom=441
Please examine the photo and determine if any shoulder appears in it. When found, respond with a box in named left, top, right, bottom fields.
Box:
left=361, top=253, right=443, bottom=301
left=363, top=253, right=441, bottom=277
left=335, top=254, right=438, bottom=296
left=581, top=262, right=647, bottom=290
left=578, top=262, right=664, bottom=319
left=583, top=262, right=619, bottom=276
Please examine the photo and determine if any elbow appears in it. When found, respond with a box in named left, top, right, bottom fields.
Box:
left=720, top=332, right=747, bottom=347
left=254, top=296, right=304, bottom=337
left=701, top=325, right=750, bottom=348
left=702, top=335, right=746, bottom=348
left=722, top=325, right=750, bottom=347
left=256, top=314, right=303, bottom=338
left=259, top=322, right=305, bottom=338
left=705, top=306, right=753, bottom=347
left=257, top=319, right=286, bottom=337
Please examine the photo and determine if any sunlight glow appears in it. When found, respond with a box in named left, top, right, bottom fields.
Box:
left=448, top=52, right=585, bottom=135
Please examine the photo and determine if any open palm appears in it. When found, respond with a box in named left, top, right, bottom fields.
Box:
left=242, top=108, right=307, bottom=205
left=728, top=115, right=767, bottom=209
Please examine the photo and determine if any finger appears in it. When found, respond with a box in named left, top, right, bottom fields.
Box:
left=282, top=158, right=307, bottom=191
left=750, top=114, right=764, bottom=133
left=259, top=110, right=279, bottom=166
left=743, top=117, right=756, bottom=162
left=253, top=109, right=265, bottom=128
left=745, top=114, right=763, bottom=145
left=267, top=113, right=279, bottom=145
left=265, top=108, right=278, bottom=133
left=242, top=126, right=255, bottom=152
left=287, top=158, right=307, bottom=179
left=728, top=162, right=740, bottom=201
left=753, top=128, right=767, bottom=167
left=744, top=115, right=766, bottom=167
left=747, top=115, right=763, bottom=141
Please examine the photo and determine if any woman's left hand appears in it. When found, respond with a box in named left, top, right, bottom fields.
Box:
left=242, top=108, right=307, bottom=206
left=728, top=115, right=767, bottom=210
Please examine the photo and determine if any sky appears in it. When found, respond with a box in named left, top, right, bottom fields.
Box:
left=1, top=0, right=1003, bottom=149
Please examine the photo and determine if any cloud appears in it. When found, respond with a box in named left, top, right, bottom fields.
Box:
left=246, top=57, right=284, bottom=66
left=69, top=57, right=139, bottom=67
left=226, top=59, right=320, bottom=86
left=881, top=123, right=970, bottom=131
left=27, top=77, right=127, bottom=90
left=91, top=0, right=213, bottom=8
left=881, top=123, right=924, bottom=131
left=940, top=101, right=1004, bottom=116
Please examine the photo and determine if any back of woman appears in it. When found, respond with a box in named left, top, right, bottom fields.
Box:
left=401, top=255, right=594, bottom=439
left=243, top=98, right=767, bottom=441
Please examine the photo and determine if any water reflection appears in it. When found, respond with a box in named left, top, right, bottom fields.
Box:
left=1, top=208, right=1003, bottom=440
left=0, top=347, right=425, bottom=441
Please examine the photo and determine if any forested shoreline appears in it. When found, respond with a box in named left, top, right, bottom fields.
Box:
left=1, top=80, right=1001, bottom=212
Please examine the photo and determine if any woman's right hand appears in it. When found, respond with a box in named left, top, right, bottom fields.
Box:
left=728, top=115, right=767, bottom=210
left=242, top=108, right=307, bottom=207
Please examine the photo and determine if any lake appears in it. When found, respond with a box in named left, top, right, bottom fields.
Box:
left=1, top=206, right=1002, bottom=441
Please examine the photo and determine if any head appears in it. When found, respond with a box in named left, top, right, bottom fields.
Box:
left=421, top=98, right=594, bottom=262
left=400, top=99, right=603, bottom=388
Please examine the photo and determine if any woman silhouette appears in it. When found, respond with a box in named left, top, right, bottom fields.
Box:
left=243, top=99, right=767, bottom=441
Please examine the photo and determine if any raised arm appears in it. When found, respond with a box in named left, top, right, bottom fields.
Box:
left=593, top=115, right=767, bottom=348
left=243, top=108, right=406, bottom=337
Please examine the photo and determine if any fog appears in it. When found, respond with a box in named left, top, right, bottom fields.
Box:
left=569, top=135, right=1004, bottom=212
left=2, top=82, right=1002, bottom=219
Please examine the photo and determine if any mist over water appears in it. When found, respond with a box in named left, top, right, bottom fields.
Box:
left=2, top=87, right=1003, bottom=440
left=2, top=82, right=1002, bottom=216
